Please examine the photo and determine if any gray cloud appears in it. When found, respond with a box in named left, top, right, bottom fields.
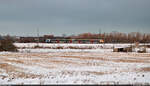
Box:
left=0, top=0, right=150, bottom=36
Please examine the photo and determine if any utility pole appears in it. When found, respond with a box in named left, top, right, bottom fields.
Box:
left=99, top=28, right=101, bottom=39
left=37, top=28, right=40, bottom=46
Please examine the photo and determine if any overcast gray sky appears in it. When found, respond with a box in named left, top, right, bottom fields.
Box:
left=0, top=0, right=150, bottom=36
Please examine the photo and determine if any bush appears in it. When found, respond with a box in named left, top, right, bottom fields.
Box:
left=0, top=36, right=18, bottom=52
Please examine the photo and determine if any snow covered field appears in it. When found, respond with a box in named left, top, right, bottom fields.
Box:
left=14, top=43, right=150, bottom=53
left=14, top=43, right=150, bottom=49
left=0, top=43, right=150, bottom=85
left=0, top=51, right=150, bottom=85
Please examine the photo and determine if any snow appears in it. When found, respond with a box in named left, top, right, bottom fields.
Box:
left=18, top=49, right=113, bottom=53
left=14, top=43, right=150, bottom=48
left=0, top=52, right=12, bottom=55
left=7, top=72, right=150, bottom=84
left=0, top=52, right=150, bottom=85
left=14, top=43, right=142, bottom=49
left=14, top=43, right=150, bottom=53
left=146, top=48, right=150, bottom=53
left=0, top=43, right=150, bottom=84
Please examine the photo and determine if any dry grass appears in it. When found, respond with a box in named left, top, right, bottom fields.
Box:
left=0, top=52, right=150, bottom=81
left=62, top=55, right=108, bottom=61
left=114, top=59, right=150, bottom=63
left=139, top=67, right=150, bottom=72
left=61, top=55, right=150, bottom=63
left=0, top=63, right=17, bottom=73
left=87, top=71, right=106, bottom=75
left=0, top=63, right=41, bottom=79
left=4, top=59, right=24, bottom=64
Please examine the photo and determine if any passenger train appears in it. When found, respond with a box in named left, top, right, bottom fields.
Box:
left=45, top=39, right=104, bottom=44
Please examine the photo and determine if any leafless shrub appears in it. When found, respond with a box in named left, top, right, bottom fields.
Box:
left=0, top=35, right=18, bottom=52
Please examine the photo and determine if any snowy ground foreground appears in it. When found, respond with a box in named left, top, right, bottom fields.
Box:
left=14, top=43, right=150, bottom=49
left=0, top=52, right=150, bottom=85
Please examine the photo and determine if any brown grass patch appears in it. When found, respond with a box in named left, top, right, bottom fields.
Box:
left=35, top=64, right=56, bottom=69
left=0, top=63, right=42, bottom=79
left=114, top=59, right=149, bottom=63
left=13, top=72, right=42, bottom=79
left=49, top=59, right=83, bottom=66
left=61, top=54, right=150, bottom=64
left=4, top=59, right=24, bottom=64
left=87, top=71, right=105, bottom=75
left=62, top=55, right=108, bottom=61
left=139, top=67, right=150, bottom=72
left=0, top=63, right=16, bottom=73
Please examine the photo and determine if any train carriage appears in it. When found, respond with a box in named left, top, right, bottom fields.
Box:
left=45, top=39, right=104, bottom=44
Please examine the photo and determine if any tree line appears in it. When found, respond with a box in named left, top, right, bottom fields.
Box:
left=69, top=31, right=150, bottom=43
left=1, top=32, right=150, bottom=43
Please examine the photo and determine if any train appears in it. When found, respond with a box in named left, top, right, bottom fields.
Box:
left=19, top=37, right=104, bottom=44
left=45, top=39, right=104, bottom=44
